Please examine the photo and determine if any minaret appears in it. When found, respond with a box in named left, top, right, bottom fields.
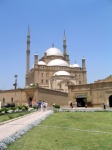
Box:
left=82, top=56, right=86, bottom=70
left=63, top=30, right=67, bottom=55
left=34, top=52, right=38, bottom=64
left=82, top=56, right=87, bottom=84
left=26, top=26, right=30, bottom=74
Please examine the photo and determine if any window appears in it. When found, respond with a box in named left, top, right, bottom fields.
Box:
left=41, top=79, right=43, bottom=83
left=46, top=73, right=48, bottom=76
left=3, top=98, right=5, bottom=103
left=41, top=73, right=43, bottom=77
left=79, top=75, right=81, bottom=79
left=11, top=98, right=13, bottom=103
left=46, top=80, right=48, bottom=83
left=79, top=81, right=81, bottom=84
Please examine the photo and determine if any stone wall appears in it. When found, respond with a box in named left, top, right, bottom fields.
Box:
left=68, top=81, right=112, bottom=107
left=37, top=87, right=69, bottom=106
left=0, top=87, right=69, bottom=107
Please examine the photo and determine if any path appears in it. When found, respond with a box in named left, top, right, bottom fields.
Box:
left=0, top=110, right=52, bottom=141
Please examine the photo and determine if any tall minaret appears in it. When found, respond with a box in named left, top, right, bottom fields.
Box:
left=63, top=30, right=67, bottom=55
left=82, top=56, right=86, bottom=70
left=26, top=26, right=30, bottom=74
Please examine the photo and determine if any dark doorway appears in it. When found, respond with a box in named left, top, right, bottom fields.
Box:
left=76, top=98, right=86, bottom=107
left=109, top=95, right=112, bottom=107
left=29, top=97, right=33, bottom=107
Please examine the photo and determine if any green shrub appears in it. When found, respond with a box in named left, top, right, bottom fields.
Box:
left=55, top=105, right=60, bottom=109
left=5, top=108, right=11, bottom=113
left=18, top=106, right=22, bottom=110
left=22, top=105, right=28, bottom=110
left=1, top=108, right=5, bottom=112
left=11, top=107, right=16, bottom=110
left=32, top=105, right=37, bottom=109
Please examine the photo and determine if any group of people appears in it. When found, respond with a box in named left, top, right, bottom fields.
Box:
left=36, top=100, right=48, bottom=111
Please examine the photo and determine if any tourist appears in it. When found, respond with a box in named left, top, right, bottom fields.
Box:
left=70, top=102, right=73, bottom=108
left=38, top=100, right=42, bottom=111
left=45, top=102, right=48, bottom=111
left=29, top=101, right=32, bottom=107
left=53, top=103, right=55, bottom=107
left=103, top=103, right=106, bottom=109
left=36, top=102, right=38, bottom=111
left=42, top=101, right=46, bottom=111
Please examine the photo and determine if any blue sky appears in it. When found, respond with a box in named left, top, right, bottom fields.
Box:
left=0, top=0, right=112, bottom=90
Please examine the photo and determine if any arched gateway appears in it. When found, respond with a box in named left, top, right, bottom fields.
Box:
left=109, top=95, right=112, bottom=107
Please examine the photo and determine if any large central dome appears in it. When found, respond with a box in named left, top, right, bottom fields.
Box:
left=47, top=59, right=69, bottom=67
left=45, top=47, right=63, bottom=56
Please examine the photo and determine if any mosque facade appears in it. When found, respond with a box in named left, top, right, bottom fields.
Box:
left=26, top=27, right=87, bottom=93
left=0, top=27, right=112, bottom=108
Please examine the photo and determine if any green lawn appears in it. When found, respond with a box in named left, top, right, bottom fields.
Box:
left=0, top=111, right=32, bottom=123
left=7, top=112, right=112, bottom=150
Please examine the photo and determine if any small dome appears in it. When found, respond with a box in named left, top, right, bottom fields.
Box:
left=47, top=59, right=69, bottom=67
left=72, top=63, right=80, bottom=68
left=53, top=71, right=70, bottom=76
left=38, top=61, right=46, bottom=65
left=45, top=47, right=63, bottom=56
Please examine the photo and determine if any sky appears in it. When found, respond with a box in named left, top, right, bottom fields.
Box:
left=0, top=0, right=112, bottom=90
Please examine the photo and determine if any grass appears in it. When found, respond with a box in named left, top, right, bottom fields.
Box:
left=7, top=112, right=112, bottom=150
left=0, top=111, right=32, bottom=123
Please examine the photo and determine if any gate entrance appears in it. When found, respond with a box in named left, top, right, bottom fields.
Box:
left=109, top=95, right=112, bottom=107
left=76, top=98, right=86, bottom=107
left=29, top=97, right=33, bottom=107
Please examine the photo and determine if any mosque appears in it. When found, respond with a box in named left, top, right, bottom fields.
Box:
left=0, top=27, right=112, bottom=108
left=26, top=27, right=87, bottom=92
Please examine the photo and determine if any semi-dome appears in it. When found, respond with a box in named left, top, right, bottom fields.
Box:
left=38, top=61, right=46, bottom=65
left=45, top=47, right=63, bottom=56
left=47, top=59, right=69, bottom=67
left=53, top=71, right=70, bottom=76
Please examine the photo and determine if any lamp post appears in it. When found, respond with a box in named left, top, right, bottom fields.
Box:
left=13, top=75, right=18, bottom=89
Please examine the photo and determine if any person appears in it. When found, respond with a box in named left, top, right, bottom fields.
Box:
left=45, top=102, right=48, bottom=111
left=38, top=100, right=42, bottom=111
left=36, top=102, right=38, bottom=111
left=29, top=101, right=32, bottom=107
left=70, top=102, right=73, bottom=108
left=103, top=103, right=106, bottom=109
left=42, top=101, right=46, bottom=111
left=53, top=103, right=55, bottom=107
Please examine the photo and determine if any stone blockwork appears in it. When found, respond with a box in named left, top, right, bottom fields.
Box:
left=38, top=87, right=68, bottom=106
left=0, top=87, right=69, bottom=107
left=68, top=81, right=112, bottom=107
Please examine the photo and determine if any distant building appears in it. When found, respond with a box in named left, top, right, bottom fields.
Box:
left=68, top=75, right=112, bottom=107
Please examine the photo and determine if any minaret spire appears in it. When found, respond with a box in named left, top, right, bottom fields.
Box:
left=26, top=26, right=30, bottom=74
left=63, top=30, right=67, bottom=55
left=52, top=43, right=54, bottom=47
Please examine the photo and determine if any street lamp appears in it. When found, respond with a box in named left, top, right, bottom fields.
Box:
left=13, top=75, right=18, bottom=89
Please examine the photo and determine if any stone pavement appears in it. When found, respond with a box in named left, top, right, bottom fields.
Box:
left=0, top=110, right=53, bottom=142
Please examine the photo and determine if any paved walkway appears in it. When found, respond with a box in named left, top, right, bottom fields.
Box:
left=0, top=110, right=52, bottom=142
